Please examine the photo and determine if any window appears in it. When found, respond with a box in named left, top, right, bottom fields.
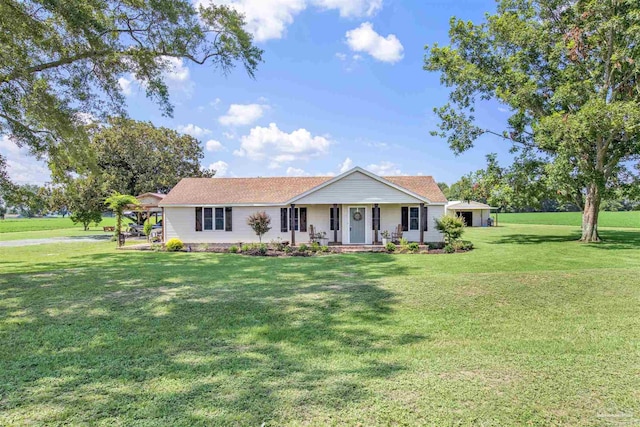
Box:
left=401, top=206, right=420, bottom=231
left=204, top=208, right=213, bottom=230
left=195, top=207, right=233, bottom=232
left=330, top=207, right=340, bottom=231
left=410, top=207, right=419, bottom=230
left=281, top=207, right=307, bottom=231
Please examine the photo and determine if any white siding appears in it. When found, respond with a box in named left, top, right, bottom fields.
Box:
left=445, top=208, right=490, bottom=227
left=165, top=203, right=445, bottom=244
left=294, top=171, right=423, bottom=204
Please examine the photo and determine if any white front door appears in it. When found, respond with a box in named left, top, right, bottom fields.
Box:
left=349, top=207, right=366, bottom=244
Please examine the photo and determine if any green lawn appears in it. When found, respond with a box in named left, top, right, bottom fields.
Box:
left=0, top=216, right=116, bottom=234
left=1, top=225, right=639, bottom=425
left=497, top=211, right=640, bottom=228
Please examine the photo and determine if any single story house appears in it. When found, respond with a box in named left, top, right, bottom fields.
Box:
left=158, top=167, right=447, bottom=245
left=445, top=200, right=495, bottom=227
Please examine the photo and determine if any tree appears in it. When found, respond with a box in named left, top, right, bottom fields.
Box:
left=247, top=211, right=272, bottom=243
left=0, top=0, right=262, bottom=169
left=105, top=192, right=139, bottom=247
left=4, top=184, right=49, bottom=217
left=58, top=118, right=214, bottom=197
left=53, top=177, right=106, bottom=231
left=437, top=182, right=450, bottom=199
left=425, top=0, right=640, bottom=242
left=435, top=215, right=465, bottom=245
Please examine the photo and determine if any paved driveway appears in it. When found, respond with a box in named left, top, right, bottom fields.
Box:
left=0, top=235, right=112, bottom=247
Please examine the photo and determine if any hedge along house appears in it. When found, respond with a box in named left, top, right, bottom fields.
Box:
left=158, top=167, right=447, bottom=246
left=445, top=200, right=495, bottom=227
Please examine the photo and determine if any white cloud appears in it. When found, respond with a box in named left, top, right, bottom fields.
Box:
left=365, top=141, right=389, bottom=150
left=339, top=157, right=353, bottom=173
left=313, top=0, right=382, bottom=17
left=161, top=56, right=190, bottom=83
left=209, top=160, right=229, bottom=177
left=234, top=123, right=331, bottom=168
left=345, top=22, right=404, bottom=64
left=366, top=161, right=403, bottom=176
left=118, top=77, right=133, bottom=96
left=205, top=139, right=224, bottom=152
left=498, top=107, right=509, bottom=113
left=197, top=0, right=382, bottom=42
left=0, top=135, right=51, bottom=184
left=176, top=124, right=212, bottom=139
left=223, top=131, right=236, bottom=140
left=218, top=103, right=266, bottom=126
left=336, top=52, right=347, bottom=61
left=286, top=166, right=310, bottom=177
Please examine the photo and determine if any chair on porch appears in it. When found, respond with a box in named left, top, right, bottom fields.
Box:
left=308, top=224, right=317, bottom=243
left=391, top=224, right=403, bottom=244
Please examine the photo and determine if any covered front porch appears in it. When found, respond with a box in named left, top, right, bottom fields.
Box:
left=283, top=202, right=442, bottom=246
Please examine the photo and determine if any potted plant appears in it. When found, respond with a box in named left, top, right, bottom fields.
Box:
left=381, top=230, right=390, bottom=245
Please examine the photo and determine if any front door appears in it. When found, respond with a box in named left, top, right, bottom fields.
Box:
left=349, top=207, right=366, bottom=243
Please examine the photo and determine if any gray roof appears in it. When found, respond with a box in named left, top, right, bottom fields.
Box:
left=446, top=201, right=496, bottom=210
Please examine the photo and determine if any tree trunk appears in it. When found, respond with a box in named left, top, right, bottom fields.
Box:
left=580, top=184, right=601, bottom=242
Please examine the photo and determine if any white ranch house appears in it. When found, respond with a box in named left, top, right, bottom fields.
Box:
left=158, top=167, right=448, bottom=246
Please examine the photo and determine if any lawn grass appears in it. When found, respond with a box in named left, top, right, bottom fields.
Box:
left=497, top=210, right=640, bottom=228
left=1, top=225, right=639, bottom=425
left=0, top=216, right=117, bottom=234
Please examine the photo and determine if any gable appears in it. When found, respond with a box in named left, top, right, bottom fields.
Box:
left=293, top=171, right=424, bottom=204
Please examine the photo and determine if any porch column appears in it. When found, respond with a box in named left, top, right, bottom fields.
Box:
left=290, top=203, right=296, bottom=246
left=333, top=203, right=338, bottom=244
left=374, top=203, right=379, bottom=244
left=419, top=203, right=425, bottom=245
left=161, top=207, right=165, bottom=243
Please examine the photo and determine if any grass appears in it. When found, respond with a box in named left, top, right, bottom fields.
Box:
left=1, top=225, right=639, bottom=425
left=497, top=211, right=640, bottom=228
left=0, top=216, right=116, bottom=234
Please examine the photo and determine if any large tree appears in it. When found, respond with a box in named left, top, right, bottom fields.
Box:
left=59, top=118, right=214, bottom=196
left=425, top=0, right=640, bottom=242
left=50, top=177, right=106, bottom=230
left=0, top=0, right=261, bottom=169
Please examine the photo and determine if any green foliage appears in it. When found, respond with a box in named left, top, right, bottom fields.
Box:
left=52, top=176, right=106, bottom=231
left=443, top=244, right=455, bottom=254
left=241, top=244, right=251, bottom=253
left=424, top=0, right=640, bottom=242
left=228, top=245, right=239, bottom=254
left=452, top=240, right=474, bottom=252
left=165, top=238, right=184, bottom=252
left=399, top=237, right=409, bottom=247
left=270, top=238, right=286, bottom=251
left=0, top=0, right=262, bottom=172
left=246, top=211, right=272, bottom=243
left=407, top=242, right=420, bottom=253
left=435, top=215, right=465, bottom=244
left=381, top=230, right=390, bottom=239
left=4, top=184, right=49, bottom=217
left=320, top=245, right=330, bottom=253
left=143, top=220, right=153, bottom=238
left=310, top=242, right=321, bottom=252
left=105, top=192, right=139, bottom=246
left=283, top=245, right=293, bottom=254
left=385, top=242, right=396, bottom=252
left=298, top=244, right=309, bottom=252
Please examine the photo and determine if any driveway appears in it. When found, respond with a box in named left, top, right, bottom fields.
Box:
left=0, top=235, right=112, bottom=247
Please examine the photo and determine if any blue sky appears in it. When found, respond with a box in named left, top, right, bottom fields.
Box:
left=1, top=0, right=516, bottom=185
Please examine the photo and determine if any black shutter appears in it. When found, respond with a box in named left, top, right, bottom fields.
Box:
left=299, top=208, right=307, bottom=232
left=330, top=208, right=334, bottom=231
left=422, top=206, right=428, bottom=231
left=281, top=208, right=288, bottom=232
left=336, top=207, right=340, bottom=230
left=401, top=207, right=409, bottom=231
left=372, top=206, right=380, bottom=231
left=195, top=207, right=202, bottom=232
left=225, top=207, right=232, bottom=231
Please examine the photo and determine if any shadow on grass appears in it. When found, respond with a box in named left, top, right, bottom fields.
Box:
left=489, top=229, right=640, bottom=250
left=0, top=252, right=423, bottom=424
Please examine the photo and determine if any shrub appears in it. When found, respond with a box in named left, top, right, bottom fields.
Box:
left=228, top=245, right=239, bottom=253
left=427, top=242, right=445, bottom=250
left=385, top=242, right=396, bottom=252
left=270, top=238, right=285, bottom=251
left=320, top=245, right=330, bottom=253
left=298, top=243, right=308, bottom=252
left=241, top=244, right=251, bottom=252
left=283, top=245, right=293, bottom=254
left=407, top=242, right=420, bottom=253
left=453, top=240, right=474, bottom=251
left=257, top=243, right=268, bottom=256
left=247, top=211, right=272, bottom=243
left=165, top=238, right=184, bottom=252
left=435, top=215, right=465, bottom=244
left=399, top=237, right=409, bottom=247
left=444, top=244, right=455, bottom=254
left=143, top=220, right=153, bottom=238
left=310, top=241, right=321, bottom=252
